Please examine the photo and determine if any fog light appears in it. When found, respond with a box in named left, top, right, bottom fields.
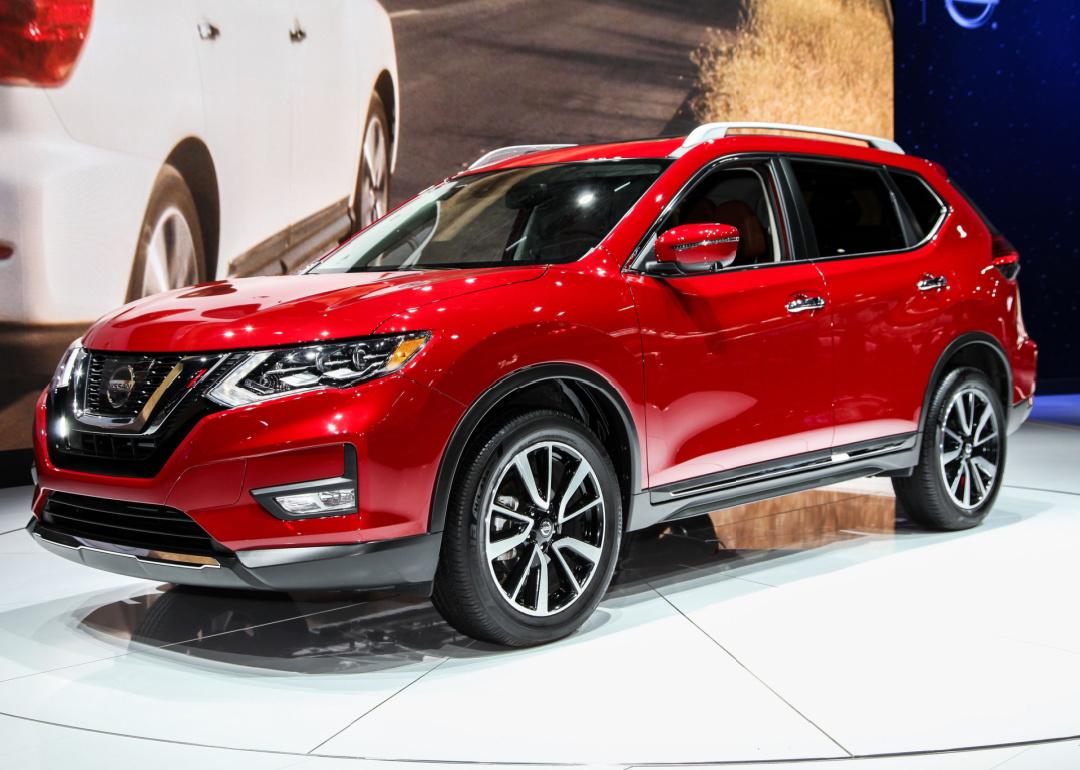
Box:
left=250, top=445, right=359, bottom=520
left=274, top=487, right=356, bottom=516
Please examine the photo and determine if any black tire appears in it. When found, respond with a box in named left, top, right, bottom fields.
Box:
left=350, top=92, right=392, bottom=233
left=893, top=368, right=1006, bottom=531
left=432, top=410, right=623, bottom=647
left=126, top=165, right=206, bottom=301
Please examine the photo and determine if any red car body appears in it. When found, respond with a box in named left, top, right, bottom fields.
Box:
left=29, top=131, right=1037, bottom=592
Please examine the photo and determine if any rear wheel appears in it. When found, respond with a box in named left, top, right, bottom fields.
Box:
left=127, top=165, right=206, bottom=301
left=893, top=368, right=1005, bottom=530
left=432, top=410, right=623, bottom=646
left=351, top=93, right=391, bottom=232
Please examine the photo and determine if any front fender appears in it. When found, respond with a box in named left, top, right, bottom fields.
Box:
left=376, top=264, right=647, bottom=531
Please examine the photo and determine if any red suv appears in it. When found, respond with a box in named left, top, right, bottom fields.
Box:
left=31, top=123, right=1037, bottom=646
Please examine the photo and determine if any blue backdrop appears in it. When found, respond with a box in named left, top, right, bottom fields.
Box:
left=895, top=0, right=1080, bottom=391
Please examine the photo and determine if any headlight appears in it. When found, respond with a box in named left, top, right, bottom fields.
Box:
left=207, top=332, right=429, bottom=407
left=51, top=337, right=83, bottom=392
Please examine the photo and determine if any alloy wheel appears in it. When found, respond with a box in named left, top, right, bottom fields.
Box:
left=359, top=115, right=389, bottom=228
left=140, top=206, right=199, bottom=297
left=484, top=441, right=606, bottom=617
left=938, top=386, right=1000, bottom=509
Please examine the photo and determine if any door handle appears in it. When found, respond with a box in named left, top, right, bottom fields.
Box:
left=786, top=294, right=826, bottom=314
left=197, top=21, right=220, bottom=41
left=289, top=23, right=307, bottom=43
left=917, top=274, right=948, bottom=292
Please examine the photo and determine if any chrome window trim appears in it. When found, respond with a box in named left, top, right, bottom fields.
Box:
left=887, top=168, right=950, bottom=246
left=783, top=154, right=954, bottom=264
left=625, top=153, right=794, bottom=274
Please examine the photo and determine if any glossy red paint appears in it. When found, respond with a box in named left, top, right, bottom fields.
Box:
left=627, top=261, right=834, bottom=486
left=33, top=372, right=465, bottom=549
left=83, top=267, right=545, bottom=353
left=32, top=131, right=1037, bottom=572
left=655, top=223, right=740, bottom=268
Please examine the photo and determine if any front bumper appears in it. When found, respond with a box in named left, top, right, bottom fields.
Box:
left=29, top=517, right=442, bottom=592
left=34, top=372, right=465, bottom=552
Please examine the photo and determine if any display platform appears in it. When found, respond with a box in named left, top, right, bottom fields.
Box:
left=1, top=421, right=1080, bottom=769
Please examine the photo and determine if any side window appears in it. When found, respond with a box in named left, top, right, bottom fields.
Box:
left=890, top=171, right=947, bottom=242
left=791, top=161, right=906, bottom=257
left=661, top=167, right=781, bottom=268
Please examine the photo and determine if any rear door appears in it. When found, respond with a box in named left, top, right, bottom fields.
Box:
left=627, top=159, right=834, bottom=489
left=783, top=158, right=953, bottom=447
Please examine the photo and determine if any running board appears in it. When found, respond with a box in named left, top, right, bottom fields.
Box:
left=627, top=434, right=918, bottom=531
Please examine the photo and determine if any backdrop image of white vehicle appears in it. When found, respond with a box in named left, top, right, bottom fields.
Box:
left=0, top=0, right=399, bottom=327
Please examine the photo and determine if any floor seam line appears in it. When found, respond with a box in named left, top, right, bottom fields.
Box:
left=5, top=704, right=1080, bottom=764
left=730, top=576, right=778, bottom=589
left=647, top=581, right=854, bottom=759
left=305, top=654, right=454, bottom=754
left=1003, top=483, right=1080, bottom=497
left=0, top=707, right=594, bottom=766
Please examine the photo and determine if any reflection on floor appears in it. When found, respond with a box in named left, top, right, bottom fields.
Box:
left=69, top=484, right=900, bottom=678
left=2, top=423, right=1080, bottom=767
left=614, top=479, right=902, bottom=596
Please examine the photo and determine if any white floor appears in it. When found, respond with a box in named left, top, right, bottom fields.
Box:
left=0, top=420, right=1079, bottom=768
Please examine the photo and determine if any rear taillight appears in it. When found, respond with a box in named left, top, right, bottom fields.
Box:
left=991, top=235, right=1020, bottom=281
left=0, top=0, right=93, bottom=87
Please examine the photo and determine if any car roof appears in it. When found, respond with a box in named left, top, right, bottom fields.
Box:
left=460, top=127, right=946, bottom=180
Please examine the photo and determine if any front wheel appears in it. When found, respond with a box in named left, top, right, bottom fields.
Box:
left=433, top=410, right=623, bottom=646
left=127, top=165, right=206, bottom=301
left=893, top=368, right=1006, bottom=530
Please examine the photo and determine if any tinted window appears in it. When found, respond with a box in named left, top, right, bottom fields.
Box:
left=662, top=167, right=779, bottom=267
left=890, top=171, right=946, bottom=241
left=309, top=161, right=668, bottom=273
left=791, top=161, right=905, bottom=257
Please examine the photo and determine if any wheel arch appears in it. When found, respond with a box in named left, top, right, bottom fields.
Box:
left=428, top=363, right=642, bottom=534
left=164, top=138, right=220, bottom=278
left=919, top=333, right=1012, bottom=436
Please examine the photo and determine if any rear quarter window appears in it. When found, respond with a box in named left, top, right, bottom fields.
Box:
left=889, top=170, right=947, bottom=242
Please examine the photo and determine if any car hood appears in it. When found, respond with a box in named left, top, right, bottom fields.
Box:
left=82, top=267, right=546, bottom=353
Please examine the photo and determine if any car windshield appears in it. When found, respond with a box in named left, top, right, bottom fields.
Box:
left=306, top=161, right=669, bottom=273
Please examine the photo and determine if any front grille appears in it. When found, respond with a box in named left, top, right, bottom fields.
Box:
left=85, top=353, right=183, bottom=417
left=49, top=393, right=219, bottom=477
left=47, top=350, right=236, bottom=478
left=66, top=430, right=158, bottom=462
left=42, top=491, right=219, bottom=556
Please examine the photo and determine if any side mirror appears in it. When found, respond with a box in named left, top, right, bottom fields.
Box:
left=655, top=223, right=739, bottom=272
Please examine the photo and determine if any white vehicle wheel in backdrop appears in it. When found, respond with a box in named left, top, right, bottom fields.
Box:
left=353, top=93, right=391, bottom=231
left=127, top=165, right=206, bottom=301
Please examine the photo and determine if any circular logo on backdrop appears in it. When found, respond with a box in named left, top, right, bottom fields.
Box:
left=945, top=0, right=999, bottom=29
left=106, top=364, right=137, bottom=408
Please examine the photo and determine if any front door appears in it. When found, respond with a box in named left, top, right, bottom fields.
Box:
left=627, top=161, right=834, bottom=489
